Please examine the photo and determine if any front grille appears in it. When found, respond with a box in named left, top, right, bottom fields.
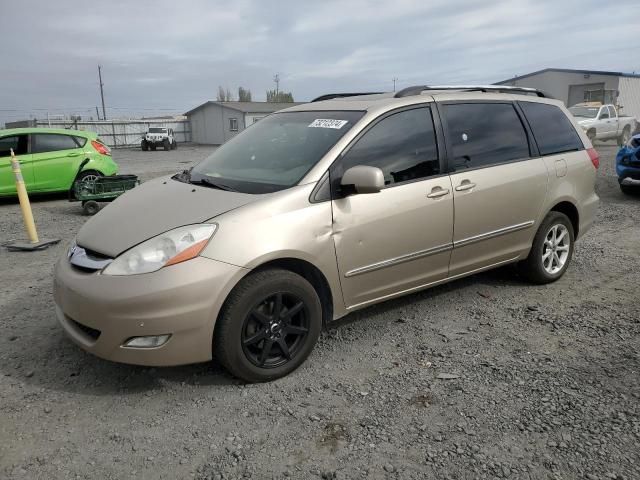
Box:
left=70, top=318, right=101, bottom=341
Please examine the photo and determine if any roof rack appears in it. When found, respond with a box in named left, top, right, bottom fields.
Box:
left=394, top=85, right=552, bottom=99
left=311, top=92, right=383, bottom=102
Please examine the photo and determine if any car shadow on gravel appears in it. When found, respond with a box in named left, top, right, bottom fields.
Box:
left=0, top=191, right=69, bottom=206
left=328, top=264, right=525, bottom=330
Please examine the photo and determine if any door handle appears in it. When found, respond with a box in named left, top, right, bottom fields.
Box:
left=427, top=187, right=450, bottom=199
left=455, top=181, right=476, bottom=191
left=67, top=152, right=81, bottom=157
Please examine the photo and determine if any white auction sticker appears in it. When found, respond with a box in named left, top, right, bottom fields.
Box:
left=308, top=119, right=349, bottom=129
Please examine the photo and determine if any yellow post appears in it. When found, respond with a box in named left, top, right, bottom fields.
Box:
left=10, top=148, right=39, bottom=244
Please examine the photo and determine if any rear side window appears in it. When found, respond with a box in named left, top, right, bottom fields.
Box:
left=32, top=134, right=79, bottom=154
left=519, top=102, right=584, bottom=155
left=442, top=103, right=530, bottom=171
left=339, top=107, right=440, bottom=186
left=74, top=136, right=87, bottom=147
left=0, top=135, right=28, bottom=157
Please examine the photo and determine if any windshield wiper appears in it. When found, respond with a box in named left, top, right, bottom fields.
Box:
left=191, top=177, right=237, bottom=192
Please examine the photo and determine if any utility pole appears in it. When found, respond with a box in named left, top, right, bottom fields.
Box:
left=98, top=65, right=107, bottom=120
left=274, top=73, right=280, bottom=96
left=95, top=106, right=100, bottom=121
left=392, top=77, right=398, bottom=92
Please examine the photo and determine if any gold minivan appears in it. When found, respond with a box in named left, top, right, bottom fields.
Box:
left=54, top=86, right=600, bottom=382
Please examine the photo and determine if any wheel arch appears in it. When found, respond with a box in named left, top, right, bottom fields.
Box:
left=248, top=257, right=334, bottom=329
left=548, top=200, right=580, bottom=238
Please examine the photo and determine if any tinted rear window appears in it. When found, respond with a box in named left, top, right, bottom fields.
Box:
left=442, top=103, right=530, bottom=171
left=0, top=135, right=28, bottom=157
left=519, top=102, right=584, bottom=156
left=32, top=134, right=79, bottom=153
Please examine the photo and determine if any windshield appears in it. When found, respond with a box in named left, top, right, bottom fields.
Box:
left=569, top=106, right=599, bottom=118
left=148, top=127, right=167, bottom=133
left=189, top=110, right=364, bottom=194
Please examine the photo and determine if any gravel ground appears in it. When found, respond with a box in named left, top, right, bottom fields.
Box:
left=0, top=144, right=638, bottom=480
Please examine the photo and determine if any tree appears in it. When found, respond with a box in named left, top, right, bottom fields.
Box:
left=266, top=90, right=294, bottom=103
left=238, top=87, right=252, bottom=102
left=216, top=86, right=235, bottom=102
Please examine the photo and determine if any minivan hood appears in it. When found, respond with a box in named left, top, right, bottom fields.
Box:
left=76, top=176, right=258, bottom=258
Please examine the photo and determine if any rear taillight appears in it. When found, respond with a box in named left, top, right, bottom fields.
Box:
left=587, top=147, right=599, bottom=169
left=91, top=140, right=111, bottom=156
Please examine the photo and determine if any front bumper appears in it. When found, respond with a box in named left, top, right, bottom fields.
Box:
left=617, top=165, right=640, bottom=184
left=53, top=255, right=247, bottom=366
left=144, top=138, right=167, bottom=145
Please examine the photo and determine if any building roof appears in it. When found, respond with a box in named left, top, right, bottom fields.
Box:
left=184, top=101, right=303, bottom=116
left=496, top=68, right=640, bottom=85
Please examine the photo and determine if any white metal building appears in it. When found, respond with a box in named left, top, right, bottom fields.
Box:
left=185, top=101, right=301, bottom=145
left=496, top=68, right=640, bottom=119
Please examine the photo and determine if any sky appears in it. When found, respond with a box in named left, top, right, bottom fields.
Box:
left=2, top=0, right=639, bottom=125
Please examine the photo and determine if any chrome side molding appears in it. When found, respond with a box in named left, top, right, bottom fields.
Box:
left=454, top=221, right=534, bottom=248
left=345, top=243, right=453, bottom=278
left=344, top=220, right=534, bottom=278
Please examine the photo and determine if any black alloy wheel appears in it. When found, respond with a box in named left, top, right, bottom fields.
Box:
left=214, top=268, right=322, bottom=382
left=241, top=292, right=310, bottom=368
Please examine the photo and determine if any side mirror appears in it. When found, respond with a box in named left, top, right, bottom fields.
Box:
left=340, top=165, right=385, bottom=194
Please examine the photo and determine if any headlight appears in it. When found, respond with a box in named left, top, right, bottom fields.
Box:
left=103, top=224, right=217, bottom=276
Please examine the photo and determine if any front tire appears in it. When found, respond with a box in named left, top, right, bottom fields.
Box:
left=163, top=139, right=170, bottom=151
left=620, top=183, right=636, bottom=195
left=214, top=269, right=322, bottom=382
left=141, top=140, right=149, bottom=151
left=587, top=129, right=596, bottom=143
left=618, top=126, right=631, bottom=146
left=518, top=212, right=574, bottom=284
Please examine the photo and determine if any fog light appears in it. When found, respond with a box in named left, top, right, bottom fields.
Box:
left=123, top=334, right=171, bottom=348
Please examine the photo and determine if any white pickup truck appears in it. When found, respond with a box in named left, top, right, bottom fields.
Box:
left=569, top=103, right=636, bottom=145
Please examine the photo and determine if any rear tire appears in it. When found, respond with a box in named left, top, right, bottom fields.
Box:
left=618, top=126, right=631, bottom=146
left=518, top=212, right=574, bottom=284
left=73, top=170, right=101, bottom=198
left=163, top=139, right=170, bottom=151
left=172, top=140, right=178, bottom=150
left=214, top=268, right=322, bottom=383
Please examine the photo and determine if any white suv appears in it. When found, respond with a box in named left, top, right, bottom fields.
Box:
left=141, top=127, right=177, bottom=151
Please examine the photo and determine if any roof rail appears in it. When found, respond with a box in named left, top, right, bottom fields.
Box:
left=394, top=85, right=552, bottom=99
left=311, top=92, right=383, bottom=102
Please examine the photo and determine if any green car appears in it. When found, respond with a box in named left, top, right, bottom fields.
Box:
left=0, top=128, right=118, bottom=197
